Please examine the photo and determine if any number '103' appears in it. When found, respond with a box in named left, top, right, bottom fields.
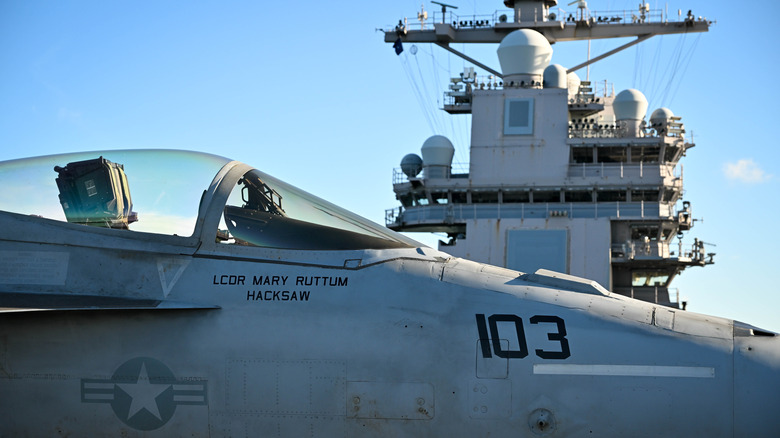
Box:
left=476, top=314, right=571, bottom=360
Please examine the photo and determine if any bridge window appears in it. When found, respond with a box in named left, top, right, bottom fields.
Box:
left=532, top=190, right=560, bottom=203
left=631, top=146, right=660, bottom=163
left=631, top=189, right=659, bottom=202
left=503, top=191, right=530, bottom=203
left=571, top=147, right=594, bottom=163
left=632, top=271, right=670, bottom=287
left=564, top=190, right=593, bottom=202
left=631, top=225, right=659, bottom=241
left=472, top=191, right=499, bottom=203
left=597, top=190, right=626, bottom=202
left=597, top=146, right=627, bottom=163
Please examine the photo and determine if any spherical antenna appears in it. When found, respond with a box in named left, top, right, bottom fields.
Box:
left=613, top=89, right=648, bottom=121
left=650, top=107, right=674, bottom=125
left=543, top=64, right=567, bottom=88
left=567, top=71, right=581, bottom=95
left=497, top=29, right=552, bottom=78
left=400, top=153, right=423, bottom=178
left=421, top=135, right=455, bottom=167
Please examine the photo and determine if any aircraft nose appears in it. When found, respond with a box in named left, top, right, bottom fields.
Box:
left=733, top=324, right=780, bottom=435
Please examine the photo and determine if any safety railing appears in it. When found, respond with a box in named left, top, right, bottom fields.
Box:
left=387, top=6, right=699, bottom=34
left=566, top=162, right=680, bottom=179
left=392, top=163, right=469, bottom=184
left=611, top=240, right=714, bottom=264
left=386, top=201, right=672, bottom=226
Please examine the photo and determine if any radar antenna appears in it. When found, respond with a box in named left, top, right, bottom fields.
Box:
left=431, top=1, right=458, bottom=24
left=568, top=0, right=588, bottom=21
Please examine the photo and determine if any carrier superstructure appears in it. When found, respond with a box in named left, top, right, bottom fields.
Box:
left=384, top=1, right=714, bottom=307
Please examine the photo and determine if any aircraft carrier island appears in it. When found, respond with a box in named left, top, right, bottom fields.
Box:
left=385, top=0, right=714, bottom=308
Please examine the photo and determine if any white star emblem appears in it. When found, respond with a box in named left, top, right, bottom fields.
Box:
left=117, top=362, right=171, bottom=420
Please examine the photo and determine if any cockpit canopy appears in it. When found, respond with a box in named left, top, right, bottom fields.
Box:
left=0, top=150, right=417, bottom=250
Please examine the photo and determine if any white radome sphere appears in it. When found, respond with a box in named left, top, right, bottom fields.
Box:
left=650, top=107, right=674, bottom=125
left=613, top=89, right=648, bottom=121
left=567, top=71, right=581, bottom=95
left=421, top=135, right=455, bottom=167
left=497, top=29, right=552, bottom=76
left=543, top=64, right=567, bottom=88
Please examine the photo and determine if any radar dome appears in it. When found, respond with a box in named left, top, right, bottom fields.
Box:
left=613, top=89, right=648, bottom=121
left=400, top=153, right=423, bottom=178
left=497, top=29, right=552, bottom=79
left=543, top=64, right=567, bottom=88
left=567, top=71, right=581, bottom=95
left=650, top=107, right=674, bottom=125
left=420, top=135, right=454, bottom=167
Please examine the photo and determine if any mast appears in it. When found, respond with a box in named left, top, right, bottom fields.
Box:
left=385, top=1, right=710, bottom=78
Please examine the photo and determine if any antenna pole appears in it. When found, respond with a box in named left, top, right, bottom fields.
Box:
left=431, top=1, right=458, bottom=24
left=587, top=40, right=591, bottom=81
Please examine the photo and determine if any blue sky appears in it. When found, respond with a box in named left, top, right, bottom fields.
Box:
left=2, top=1, right=779, bottom=331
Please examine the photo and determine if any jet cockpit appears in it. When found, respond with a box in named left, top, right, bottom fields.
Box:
left=0, top=150, right=417, bottom=251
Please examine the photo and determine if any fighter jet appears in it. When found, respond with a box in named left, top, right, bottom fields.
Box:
left=0, top=149, right=777, bottom=436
